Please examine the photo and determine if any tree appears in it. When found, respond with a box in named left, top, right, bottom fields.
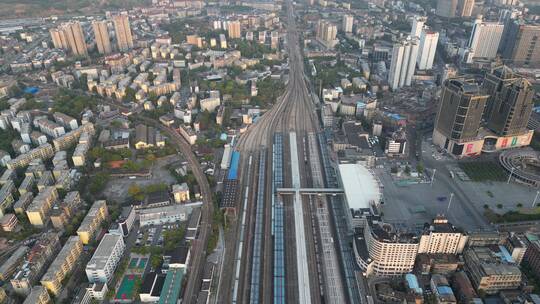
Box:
left=516, top=203, right=523, bottom=208
left=404, top=166, right=411, bottom=175
left=416, top=163, right=424, bottom=174
left=497, top=203, right=503, bottom=209
left=128, top=184, right=143, bottom=201
left=483, top=204, right=489, bottom=209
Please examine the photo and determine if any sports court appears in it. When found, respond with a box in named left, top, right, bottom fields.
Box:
left=115, top=274, right=141, bottom=300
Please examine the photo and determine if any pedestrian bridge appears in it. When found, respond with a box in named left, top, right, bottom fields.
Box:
left=276, top=187, right=344, bottom=195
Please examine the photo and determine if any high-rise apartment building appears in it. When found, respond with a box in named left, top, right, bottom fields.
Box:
left=316, top=20, right=338, bottom=48
left=456, top=0, right=475, bottom=17
left=417, top=28, right=439, bottom=70
left=501, top=21, right=540, bottom=67
left=55, top=22, right=88, bottom=57
left=432, top=78, right=489, bottom=155
left=49, top=28, right=68, bottom=49
left=467, top=18, right=504, bottom=59
left=410, top=16, right=427, bottom=38
left=342, top=15, right=354, bottom=33
left=388, top=38, right=418, bottom=90
left=92, top=20, right=112, bottom=55
left=483, top=66, right=534, bottom=136
left=436, top=0, right=458, bottom=18
left=113, top=15, right=133, bottom=51
left=227, top=20, right=241, bottom=39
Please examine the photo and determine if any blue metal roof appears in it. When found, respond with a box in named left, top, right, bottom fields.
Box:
left=227, top=151, right=240, bottom=180
left=437, top=286, right=454, bottom=295
left=405, top=274, right=422, bottom=294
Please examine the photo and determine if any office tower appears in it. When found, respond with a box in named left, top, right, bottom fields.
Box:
left=92, top=21, right=112, bottom=55
left=456, top=0, right=475, bottom=17
left=501, top=21, right=540, bottom=67
left=113, top=15, right=133, bottom=52
left=227, top=20, right=241, bottom=39
left=49, top=28, right=68, bottom=49
left=498, top=9, right=521, bottom=53
left=436, top=0, right=458, bottom=18
left=483, top=66, right=534, bottom=136
left=342, top=15, right=354, bottom=33
left=61, top=22, right=88, bottom=57
left=417, top=28, right=439, bottom=70
left=410, top=16, right=427, bottom=38
left=467, top=17, right=504, bottom=59
left=433, top=78, right=489, bottom=154
left=388, top=38, right=418, bottom=90
left=316, top=20, right=338, bottom=48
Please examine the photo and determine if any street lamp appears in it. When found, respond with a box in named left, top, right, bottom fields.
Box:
left=507, top=167, right=515, bottom=184
left=446, top=193, right=454, bottom=215
left=532, top=190, right=540, bottom=209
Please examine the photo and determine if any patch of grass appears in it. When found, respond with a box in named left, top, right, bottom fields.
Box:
left=459, top=161, right=507, bottom=182
left=484, top=207, right=540, bottom=223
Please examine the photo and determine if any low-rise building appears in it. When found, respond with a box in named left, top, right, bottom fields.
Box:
left=53, top=112, right=78, bottom=130
left=431, top=274, right=457, bottom=303
left=179, top=125, right=197, bottom=145
left=6, top=143, right=55, bottom=170
left=51, top=123, right=94, bottom=152
left=134, top=124, right=165, bottom=149
left=0, top=180, right=15, bottom=218
left=11, top=233, right=61, bottom=295
left=77, top=200, right=109, bottom=245
left=109, top=206, right=135, bottom=237
left=26, top=187, right=58, bottom=227
left=138, top=203, right=199, bottom=227
left=14, top=192, right=33, bottom=215
left=0, top=246, right=28, bottom=281
left=0, top=213, right=18, bottom=231
left=18, top=174, right=34, bottom=196
left=172, top=183, right=190, bottom=203
left=85, top=233, right=125, bottom=283
left=40, top=236, right=83, bottom=295
left=463, top=246, right=522, bottom=294
left=23, top=286, right=51, bottom=304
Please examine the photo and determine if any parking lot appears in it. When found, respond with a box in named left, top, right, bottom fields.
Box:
left=135, top=222, right=185, bottom=248
left=378, top=139, right=540, bottom=230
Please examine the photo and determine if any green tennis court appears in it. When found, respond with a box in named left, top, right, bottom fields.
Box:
left=128, top=258, right=138, bottom=268
left=138, top=258, right=147, bottom=269
left=115, top=274, right=141, bottom=300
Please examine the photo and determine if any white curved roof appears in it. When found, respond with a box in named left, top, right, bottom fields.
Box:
left=338, top=163, right=381, bottom=210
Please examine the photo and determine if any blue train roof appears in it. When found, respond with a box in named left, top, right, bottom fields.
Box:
left=228, top=151, right=240, bottom=180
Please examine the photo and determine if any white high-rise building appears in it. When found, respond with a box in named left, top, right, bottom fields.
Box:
left=342, top=15, right=354, bottom=33
left=410, top=16, right=427, bottom=38
left=468, top=17, right=504, bottom=59
left=417, top=28, right=439, bottom=70
left=418, top=216, right=468, bottom=254
left=85, top=234, right=125, bottom=284
left=388, top=38, right=418, bottom=90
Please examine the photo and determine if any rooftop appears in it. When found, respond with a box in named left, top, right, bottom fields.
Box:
left=338, top=163, right=381, bottom=210
left=86, top=234, right=123, bottom=271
